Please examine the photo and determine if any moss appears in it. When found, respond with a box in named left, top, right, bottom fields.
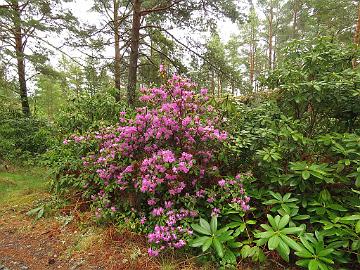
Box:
left=0, top=168, right=49, bottom=208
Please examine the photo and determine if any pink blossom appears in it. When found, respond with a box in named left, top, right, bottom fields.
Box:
left=218, top=179, right=226, bottom=187
left=148, top=248, right=159, bottom=256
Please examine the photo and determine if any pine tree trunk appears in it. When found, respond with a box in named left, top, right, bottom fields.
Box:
left=211, top=71, right=215, bottom=95
left=268, top=5, right=273, bottom=70
left=13, top=1, right=30, bottom=116
left=127, top=0, right=141, bottom=107
left=353, top=0, right=360, bottom=67
left=114, top=0, right=121, bottom=101
left=292, top=0, right=299, bottom=38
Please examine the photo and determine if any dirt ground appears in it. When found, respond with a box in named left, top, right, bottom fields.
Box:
left=0, top=207, right=162, bottom=270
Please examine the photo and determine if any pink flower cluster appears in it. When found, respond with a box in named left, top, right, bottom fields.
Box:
left=66, top=72, right=250, bottom=257
left=147, top=208, right=196, bottom=256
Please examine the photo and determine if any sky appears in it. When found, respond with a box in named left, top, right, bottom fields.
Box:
left=59, top=0, right=241, bottom=65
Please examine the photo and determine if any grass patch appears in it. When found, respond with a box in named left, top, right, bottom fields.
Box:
left=0, top=168, right=49, bottom=208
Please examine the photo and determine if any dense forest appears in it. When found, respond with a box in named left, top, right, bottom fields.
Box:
left=0, top=0, right=360, bottom=269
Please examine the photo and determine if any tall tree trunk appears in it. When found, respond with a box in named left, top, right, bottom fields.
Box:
left=127, top=0, right=141, bottom=107
left=353, top=0, right=360, bottom=67
left=211, top=70, right=215, bottom=95
left=268, top=5, right=273, bottom=70
left=292, top=0, right=299, bottom=38
left=13, top=1, right=30, bottom=116
left=114, top=0, right=121, bottom=101
left=217, top=76, right=221, bottom=97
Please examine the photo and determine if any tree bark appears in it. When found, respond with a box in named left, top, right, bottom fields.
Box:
left=127, top=0, right=141, bottom=107
left=268, top=4, right=273, bottom=70
left=211, top=70, right=215, bottom=95
left=353, top=0, right=360, bottom=67
left=114, top=0, right=121, bottom=101
left=13, top=1, right=30, bottom=116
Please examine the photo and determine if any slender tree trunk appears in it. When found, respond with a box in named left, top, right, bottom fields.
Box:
left=13, top=1, right=30, bottom=116
left=353, top=0, right=360, bottom=67
left=273, top=35, right=277, bottom=69
left=217, top=76, right=221, bottom=97
left=268, top=5, right=273, bottom=70
left=211, top=70, right=215, bottom=95
left=292, top=0, right=299, bottom=38
left=114, top=0, right=121, bottom=101
left=127, top=0, right=141, bottom=107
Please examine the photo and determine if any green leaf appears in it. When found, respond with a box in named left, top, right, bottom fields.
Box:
left=296, top=259, right=310, bottom=267
left=268, top=235, right=281, bottom=250
left=356, top=220, right=360, bottom=234
left=213, top=238, right=224, bottom=258
left=318, top=248, right=334, bottom=258
left=241, top=245, right=251, bottom=258
left=199, top=218, right=211, bottom=234
left=302, top=170, right=311, bottom=180
left=267, top=214, right=277, bottom=229
left=276, top=240, right=290, bottom=262
left=280, top=234, right=303, bottom=252
left=255, top=230, right=275, bottom=239
left=309, top=259, right=319, bottom=270
left=228, top=241, right=243, bottom=248
left=202, top=238, right=212, bottom=252
left=278, top=215, right=290, bottom=229
left=217, top=232, right=234, bottom=242
left=281, top=227, right=303, bottom=235
left=340, top=215, right=360, bottom=221
left=189, top=236, right=210, bottom=247
left=300, top=236, right=315, bottom=254
left=296, top=250, right=314, bottom=259
left=274, top=215, right=281, bottom=227
left=191, top=224, right=211, bottom=235
left=210, top=216, right=217, bottom=234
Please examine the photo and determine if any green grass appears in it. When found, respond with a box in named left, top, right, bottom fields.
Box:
left=0, top=168, right=49, bottom=208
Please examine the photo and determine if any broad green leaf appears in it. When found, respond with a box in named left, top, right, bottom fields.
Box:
left=296, top=259, right=310, bottom=267
left=278, top=215, right=290, bottom=229
left=318, top=248, right=334, bottom=257
left=267, top=214, right=277, bottom=229
left=210, top=216, right=217, bottom=234
left=191, top=224, right=211, bottom=235
left=356, top=220, right=360, bottom=234
left=340, top=215, right=360, bottom=221
left=202, top=238, right=212, bottom=252
left=241, top=245, right=251, bottom=258
left=189, top=236, right=210, bottom=247
left=269, top=191, right=282, bottom=200
left=281, top=227, right=303, bottom=235
left=309, top=259, right=319, bottom=270
left=280, top=234, right=303, bottom=252
left=217, top=232, right=234, bottom=242
left=300, top=236, right=315, bottom=254
left=276, top=240, right=290, bottom=262
left=268, top=235, right=281, bottom=250
left=228, top=241, right=243, bottom=248
left=274, top=215, right=281, bottom=228
left=302, top=170, right=310, bottom=180
left=213, top=238, right=224, bottom=258
left=255, top=230, right=275, bottom=239
left=318, top=257, right=334, bottom=264
left=199, top=218, right=211, bottom=234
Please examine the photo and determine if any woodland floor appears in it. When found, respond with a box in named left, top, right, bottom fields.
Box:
left=0, top=167, right=296, bottom=270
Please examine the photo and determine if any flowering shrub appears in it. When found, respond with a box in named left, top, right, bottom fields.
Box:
left=64, top=71, right=249, bottom=256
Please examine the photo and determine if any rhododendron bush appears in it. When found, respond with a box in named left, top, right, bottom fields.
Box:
left=64, top=72, right=250, bottom=256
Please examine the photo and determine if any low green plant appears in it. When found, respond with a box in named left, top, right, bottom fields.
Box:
left=255, top=214, right=304, bottom=262
left=190, top=216, right=242, bottom=265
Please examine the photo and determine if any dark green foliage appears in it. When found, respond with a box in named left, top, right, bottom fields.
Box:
left=0, top=115, right=52, bottom=164
left=218, top=38, right=360, bottom=269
